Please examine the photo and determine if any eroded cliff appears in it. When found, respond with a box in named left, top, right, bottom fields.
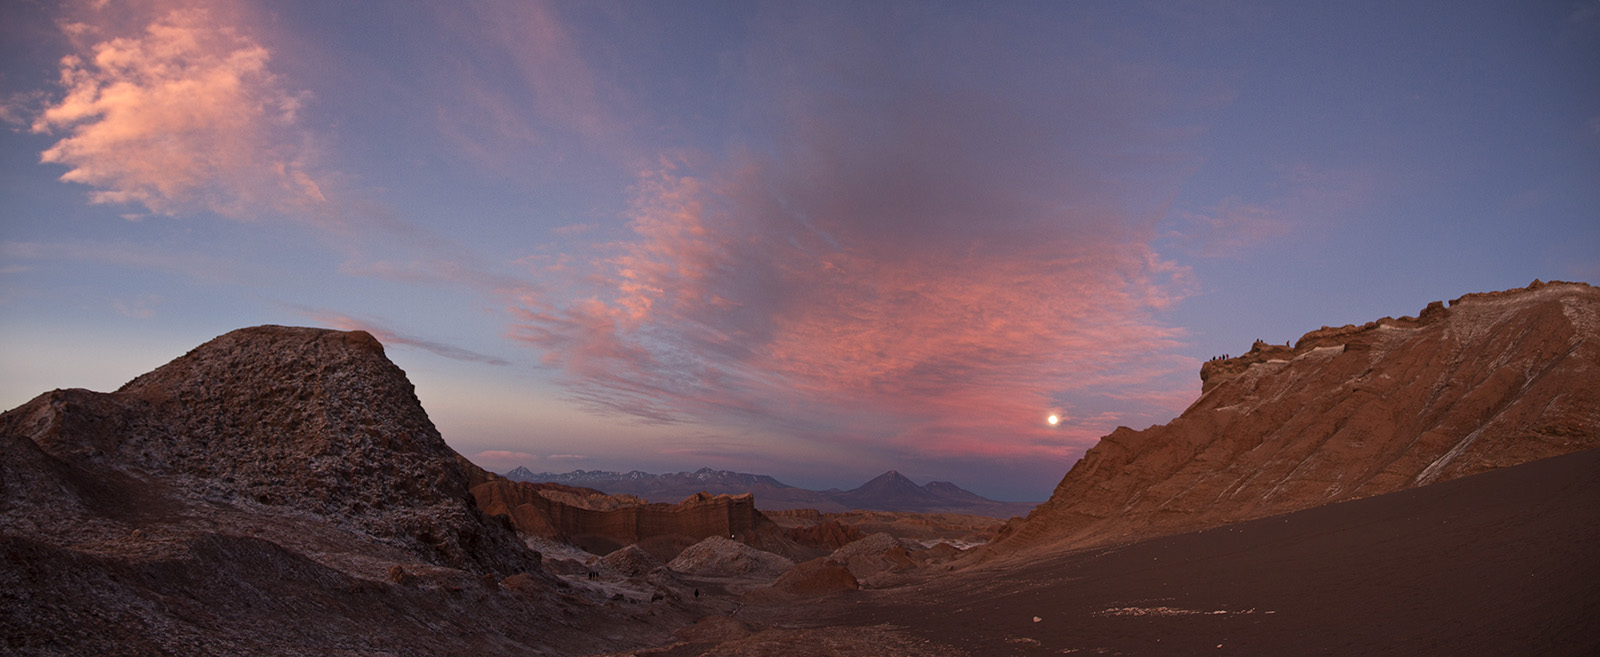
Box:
left=994, top=281, right=1600, bottom=554
left=470, top=476, right=810, bottom=561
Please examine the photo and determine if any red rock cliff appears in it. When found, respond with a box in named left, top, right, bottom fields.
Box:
left=994, top=281, right=1600, bottom=554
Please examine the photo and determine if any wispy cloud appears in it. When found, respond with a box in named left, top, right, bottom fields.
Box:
left=429, top=0, right=628, bottom=174
left=475, top=450, right=537, bottom=462
left=1161, top=164, right=1374, bottom=257
left=0, top=239, right=253, bottom=283
left=1163, top=198, right=1295, bottom=258
left=510, top=8, right=1203, bottom=465
left=334, top=253, right=531, bottom=297
left=30, top=5, right=326, bottom=219
left=296, top=308, right=511, bottom=366
left=111, top=294, right=161, bottom=319
left=547, top=454, right=588, bottom=462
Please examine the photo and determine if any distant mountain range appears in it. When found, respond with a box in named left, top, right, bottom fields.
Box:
left=503, top=466, right=1038, bottom=518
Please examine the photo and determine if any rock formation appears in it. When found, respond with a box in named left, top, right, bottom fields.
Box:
left=782, top=517, right=865, bottom=551
left=827, top=532, right=917, bottom=582
left=0, top=326, right=702, bottom=655
left=994, top=281, right=1600, bottom=554
left=2, top=325, right=535, bottom=574
left=469, top=477, right=810, bottom=561
left=667, top=536, right=795, bottom=580
left=762, top=558, right=860, bottom=598
left=600, top=544, right=664, bottom=578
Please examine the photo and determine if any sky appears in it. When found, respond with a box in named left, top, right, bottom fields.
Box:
left=1, top=0, right=1596, bottom=502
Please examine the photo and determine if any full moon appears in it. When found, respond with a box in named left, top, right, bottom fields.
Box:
left=1047, top=414, right=1059, bottom=425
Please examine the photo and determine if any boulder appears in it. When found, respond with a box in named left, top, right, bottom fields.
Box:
left=667, top=536, right=794, bottom=580
left=599, top=544, right=662, bottom=578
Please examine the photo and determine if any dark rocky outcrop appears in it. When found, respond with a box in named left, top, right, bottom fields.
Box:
left=992, top=281, right=1600, bottom=555
left=1, top=326, right=535, bottom=575
left=667, top=536, right=795, bottom=580
left=784, top=518, right=865, bottom=551
left=0, top=326, right=704, bottom=656
left=827, top=532, right=916, bottom=582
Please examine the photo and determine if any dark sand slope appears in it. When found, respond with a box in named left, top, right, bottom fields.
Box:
left=830, top=448, right=1600, bottom=656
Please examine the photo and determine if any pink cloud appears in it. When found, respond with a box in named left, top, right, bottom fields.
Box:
left=21, top=3, right=552, bottom=304
left=508, top=17, right=1206, bottom=467
left=30, top=5, right=325, bottom=219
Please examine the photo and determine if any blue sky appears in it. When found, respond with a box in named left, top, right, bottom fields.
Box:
left=2, top=0, right=1596, bottom=501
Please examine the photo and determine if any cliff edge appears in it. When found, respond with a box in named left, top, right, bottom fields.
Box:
left=992, top=280, right=1600, bottom=555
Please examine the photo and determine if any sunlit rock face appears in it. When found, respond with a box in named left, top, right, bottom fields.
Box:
left=995, top=281, right=1600, bottom=554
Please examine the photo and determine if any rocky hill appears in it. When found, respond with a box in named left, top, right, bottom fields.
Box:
left=3, top=326, right=535, bottom=574
left=991, top=281, right=1600, bottom=554
left=0, top=326, right=706, bottom=655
